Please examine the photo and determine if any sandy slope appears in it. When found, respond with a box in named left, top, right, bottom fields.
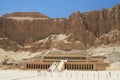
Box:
left=0, top=45, right=120, bottom=70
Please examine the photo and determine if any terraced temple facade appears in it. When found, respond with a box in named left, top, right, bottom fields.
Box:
left=22, top=53, right=109, bottom=71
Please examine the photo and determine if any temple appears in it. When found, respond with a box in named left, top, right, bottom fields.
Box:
left=21, top=53, right=109, bottom=71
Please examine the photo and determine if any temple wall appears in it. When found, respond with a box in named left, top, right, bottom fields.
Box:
left=21, top=54, right=109, bottom=71
left=22, top=61, right=108, bottom=71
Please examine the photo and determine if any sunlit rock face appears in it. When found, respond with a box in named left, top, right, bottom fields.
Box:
left=0, top=12, right=66, bottom=46
left=0, top=4, right=120, bottom=51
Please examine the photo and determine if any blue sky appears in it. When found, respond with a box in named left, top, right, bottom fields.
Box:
left=0, top=0, right=120, bottom=18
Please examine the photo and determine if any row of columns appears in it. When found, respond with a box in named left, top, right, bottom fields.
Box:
left=26, top=64, right=51, bottom=69
left=25, top=63, right=94, bottom=70
left=44, top=56, right=86, bottom=60
left=65, top=64, right=94, bottom=70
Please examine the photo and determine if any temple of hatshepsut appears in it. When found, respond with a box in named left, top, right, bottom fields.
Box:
left=21, top=53, right=109, bottom=71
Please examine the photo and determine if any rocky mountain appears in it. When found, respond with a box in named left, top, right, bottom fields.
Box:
left=0, top=4, right=120, bottom=51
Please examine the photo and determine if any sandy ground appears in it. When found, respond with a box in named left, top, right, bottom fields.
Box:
left=0, top=70, right=120, bottom=80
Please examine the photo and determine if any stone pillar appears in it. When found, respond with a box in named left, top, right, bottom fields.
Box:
left=66, top=64, right=67, bottom=69
left=79, top=64, right=80, bottom=69
left=66, top=64, right=69, bottom=69
left=91, top=64, right=93, bottom=70
left=69, top=64, right=70, bottom=69
left=38, top=64, right=39, bottom=69
left=69, top=64, right=72, bottom=69
left=33, top=64, right=34, bottom=69
left=35, top=64, right=36, bottom=69
left=85, top=64, right=87, bottom=70
left=87, top=64, right=88, bottom=70
left=35, top=64, right=37, bottom=69
left=76, top=64, right=78, bottom=70
left=87, top=64, right=89, bottom=70
left=72, top=64, right=73, bottom=69
left=44, top=65, right=45, bottom=69
left=80, top=64, right=81, bottom=70
left=41, top=64, right=42, bottom=69
left=45, top=64, right=46, bottom=69
left=70, top=64, right=71, bottom=69
left=37, top=64, right=39, bottom=69
left=86, top=64, right=88, bottom=70
left=83, top=64, right=84, bottom=70
left=79, top=64, right=81, bottom=69
left=90, top=64, right=92, bottom=70
left=46, top=64, right=48, bottom=69
left=76, top=64, right=78, bottom=69
left=89, top=64, right=90, bottom=70
left=31, top=64, right=32, bottom=69
left=65, top=64, right=66, bottom=69
left=81, top=57, right=83, bottom=60
left=29, top=64, right=31, bottom=69
left=45, top=64, right=47, bottom=69
left=78, top=64, right=79, bottom=69
left=72, top=64, right=74, bottom=69
left=81, top=64, right=82, bottom=70
left=89, top=64, right=91, bottom=70
left=74, top=64, right=76, bottom=69
left=88, top=64, right=90, bottom=70
left=40, top=64, right=41, bottom=69
left=71, top=64, right=73, bottom=69
left=28, top=64, right=30, bottom=69
left=83, top=64, right=85, bottom=70
left=43, top=65, right=45, bottom=69
left=81, top=64, right=83, bottom=70
left=84, top=64, right=86, bottom=70
left=32, top=64, right=34, bottom=69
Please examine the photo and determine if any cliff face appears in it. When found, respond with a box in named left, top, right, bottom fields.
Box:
left=0, top=4, right=120, bottom=51
left=0, top=12, right=66, bottom=45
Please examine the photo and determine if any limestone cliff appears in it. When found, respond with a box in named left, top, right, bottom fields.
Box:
left=0, top=4, right=120, bottom=51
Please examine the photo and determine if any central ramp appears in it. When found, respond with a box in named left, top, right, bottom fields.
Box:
left=48, top=60, right=66, bottom=72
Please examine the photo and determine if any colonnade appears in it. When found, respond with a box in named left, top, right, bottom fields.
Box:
left=25, top=63, right=94, bottom=70
left=65, top=64, right=94, bottom=70
left=26, top=64, right=51, bottom=69
left=44, top=56, right=86, bottom=60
